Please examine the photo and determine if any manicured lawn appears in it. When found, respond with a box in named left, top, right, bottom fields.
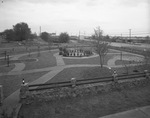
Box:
left=0, top=64, right=15, bottom=73
left=63, top=54, right=114, bottom=65
left=115, top=60, right=139, bottom=65
left=18, top=82, right=150, bottom=118
left=0, top=71, right=49, bottom=98
left=62, top=49, right=124, bottom=66
left=47, top=67, right=112, bottom=83
left=47, top=65, right=150, bottom=84
left=113, top=64, right=150, bottom=75
left=19, top=51, right=57, bottom=70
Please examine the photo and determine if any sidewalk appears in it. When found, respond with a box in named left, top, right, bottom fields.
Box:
left=0, top=49, right=149, bottom=118
left=0, top=50, right=63, bottom=117
left=99, top=106, right=150, bottom=118
left=0, top=67, right=64, bottom=117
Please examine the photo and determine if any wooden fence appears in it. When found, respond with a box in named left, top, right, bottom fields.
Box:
left=28, top=72, right=149, bottom=91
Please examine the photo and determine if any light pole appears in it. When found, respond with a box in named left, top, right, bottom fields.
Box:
left=129, top=29, right=131, bottom=42
left=143, top=49, right=147, bottom=65
left=120, top=50, right=122, bottom=61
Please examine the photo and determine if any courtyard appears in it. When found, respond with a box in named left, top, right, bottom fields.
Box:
left=0, top=43, right=149, bottom=118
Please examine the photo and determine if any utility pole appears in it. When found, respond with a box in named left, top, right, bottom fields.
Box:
left=79, top=31, right=80, bottom=40
left=39, top=26, right=41, bottom=36
left=120, top=33, right=122, bottom=42
left=129, top=29, right=131, bottom=41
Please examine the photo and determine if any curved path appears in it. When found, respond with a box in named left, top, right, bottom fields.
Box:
left=10, top=63, right=25, bottom=72
left=0, top=49, right=145, bottom=117
left=107, top=54, right=144, bottom=67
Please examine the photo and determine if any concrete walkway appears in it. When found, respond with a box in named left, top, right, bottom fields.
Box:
left=0, top=66, right=65, bottom=117
left=10, top=63, right=25, bottom=72
left=99, top=106, right=150, bottom=118
left=107, top=55, right=144, bottom=67
left=0, top=48, right=149, bottom=118
left=53, top=52, right=65, bottom=66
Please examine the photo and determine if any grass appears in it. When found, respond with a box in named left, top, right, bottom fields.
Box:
left=115, top=60, right=139, bottom=65
left=19, top=51, right=57, bottom=70
left=0, top=64, right=15, bottom=73
left=47, top=64, right=150, bottom=84
left=0, top=44, right=58, bottom=57
left=47, top=67, right=112, bottom=83
left=0, top=71, right=49, bottom=98
left=63, top=54, right=113, bottom=65
left=113, top=64, right=150, bottom=75
left=18, top=81, right=150, bottom=118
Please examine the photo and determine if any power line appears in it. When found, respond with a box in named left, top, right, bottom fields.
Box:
left=107, top=32, right=150, bottom=36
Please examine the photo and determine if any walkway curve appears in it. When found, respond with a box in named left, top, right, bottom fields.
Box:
left=107, top=55, right=144, bottom=67
left=0, top=48, right=146, bottom=117
left=10, top=63, right=25, bottom=72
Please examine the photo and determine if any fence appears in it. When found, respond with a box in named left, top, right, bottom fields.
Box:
left=28, top=72, right=149, bottom=92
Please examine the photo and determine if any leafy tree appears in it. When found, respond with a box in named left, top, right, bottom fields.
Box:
left=91, top=34, right=96, bottom=40
left=40, top=32, right=51, bottom=42
left=13, top=22, right=31, bottom=41
left=104, top=35, right=110, bottom=42
left=94, top=26, right=109, bottom=68
left=3, top=29, right=16, bottom=42
left=145, top=36, right=150, bottom=43
left=59, top=32, right=70, bottom=43
left=30, top=32, right=38, bottom=39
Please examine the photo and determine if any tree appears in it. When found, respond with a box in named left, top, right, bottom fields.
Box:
left=13, top=22, right=31, bottom=41
left=30, top=32, right=38, bottom=39
left=59, top=32, right=70, bottom=43
left=145, top=36, right=150, bottom=43
left=104, top=35, right=110, bottom=42
left=3, top=29, right=16, bottom=42
left=94, top=26, right=109, bottom=68
left=40, top=32, right=51, bottom=42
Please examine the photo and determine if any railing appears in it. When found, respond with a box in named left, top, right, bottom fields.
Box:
left=28, top=72, right=149, bottom=91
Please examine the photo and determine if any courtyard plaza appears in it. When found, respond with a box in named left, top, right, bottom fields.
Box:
left=0, top=47, right=149, bottom=118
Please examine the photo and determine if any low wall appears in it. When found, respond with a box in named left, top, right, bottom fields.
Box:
left=20, top=77, right=150, bottom=104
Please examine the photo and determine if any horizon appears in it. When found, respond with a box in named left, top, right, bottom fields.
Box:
left=0, top=0, right=150, bottom=37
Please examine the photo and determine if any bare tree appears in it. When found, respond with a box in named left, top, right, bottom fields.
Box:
left=94, top=27, right=109, bottom=68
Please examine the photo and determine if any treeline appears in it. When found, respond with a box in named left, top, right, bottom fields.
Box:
left=0, top=22, right=70, bottom=43
left=0, top=22, right=38, bottom=42
left=40, top=32, right=70, bottom=43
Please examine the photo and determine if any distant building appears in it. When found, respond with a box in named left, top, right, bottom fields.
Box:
left=79, top=35, right=91, bottom=41
left=70, top=36, right=78, bottom=40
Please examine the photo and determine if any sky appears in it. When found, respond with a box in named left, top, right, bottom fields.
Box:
left=0, top=0, right=150, bottom=36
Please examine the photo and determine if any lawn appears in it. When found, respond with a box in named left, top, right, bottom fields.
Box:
left=113, top=64, right=150, bottom=75
left=0, top=44, right=58, bottom=57
left=115, top=60, right=140, bottom=65
left=47, top=67, right=112, bottom=83
left=0, top=71, right=49, bottom=98
left=62, top=49, right=125, bottom=66
left=18, top=81, right=150, bottom=118
left=0, top=64, right=15, bottom=73
left=19, top=51, right=57, bottom=70
left=63, top=54, right=114, bottom=65
left=48, top=65, right=150, bottom=84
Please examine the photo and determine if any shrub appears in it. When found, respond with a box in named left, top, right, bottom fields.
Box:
left=84, top=50, right=92, bottom=56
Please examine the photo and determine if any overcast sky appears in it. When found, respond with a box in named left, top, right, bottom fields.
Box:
left=0, top=0, right=150, bottom=36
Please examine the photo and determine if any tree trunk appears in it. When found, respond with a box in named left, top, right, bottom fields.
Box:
left=99, top=54, right=103, bottom=68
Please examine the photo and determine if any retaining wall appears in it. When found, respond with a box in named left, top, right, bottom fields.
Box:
left=20, top=77, right=150, bottom=104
